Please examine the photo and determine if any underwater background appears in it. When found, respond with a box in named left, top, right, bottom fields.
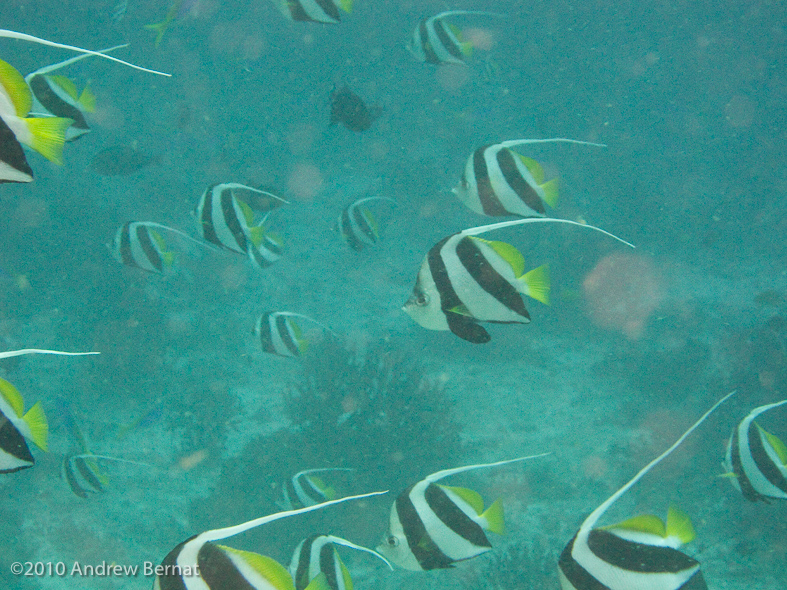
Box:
left=1, top=0, right=786, bottom=589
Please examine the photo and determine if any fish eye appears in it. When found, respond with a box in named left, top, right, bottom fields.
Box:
left=386, top=535, right=399, bottom=547
left=416, top=292, right=429, bottom=306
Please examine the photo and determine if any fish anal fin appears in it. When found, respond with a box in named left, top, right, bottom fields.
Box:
left=23, top=400, right=48, bottom=451
left=446, top=313, right=490, bottom=343
left=522, top=264, right=550, bottom=305
left=666, top=505, right=696, bottom=545
left=481, top=498, right=505, bottom=535
left=440, top=485, right=484, bottom=514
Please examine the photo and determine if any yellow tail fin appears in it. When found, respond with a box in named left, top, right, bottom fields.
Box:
left=24, top=116, right=72, bottom=164
left=521, top=264, right=550, bottom=305
left=481, top=498, right=505, bottom=535
left=23, top=400, right=48, bottom=451
left=540, top=178, right=559, bottom=209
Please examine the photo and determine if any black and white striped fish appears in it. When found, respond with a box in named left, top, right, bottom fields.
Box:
left=110, top=222, right=176, bottom=274
left=289, top=535, right=392, bottom=590
left=723, top=399, right=787, bottom=502
left=408, top=11, right=500, bottom=65
left=337, top=197, right=396, bottom=251
left=0, top=114, right=33, bottom=183
left=403, top=218, right=634, bottom=343
left=557, top=391, right=736, bottom=590
left=377, top=455, right=547, bottom=570
left=453, top=138, right=606, bottom=218
left=63, top=453, right=152, bottom=498
left=25, top=45, right=125, bottom=141
left=269, top=0, right=353, bottom=24
left=153, top=491, right=386, bottom=590
left=195, top=183, right=286, bottom=268
left=0, top=377, right=48, bottom=474
left=255, top=312, right=337, bottom=359
left=278, top=468, right=353, bottom=510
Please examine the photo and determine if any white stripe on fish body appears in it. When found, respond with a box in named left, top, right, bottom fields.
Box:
left=266, top=314, right=300, bottom=358
left=384, top=501, right=425, bottom=571
left=0, top=158, right=32, bottom=183
left=440, top=236, right=529, bottom=323
left=422, top=17, right=466, bottom=65
left=196, top=185, right=249, bottom=253
left=483, top=146, right=547, bottom=217
left=727, top=400, right=787, bottom=500
left=112, top=222, right=167, bottom=273
left=272, top=0, right=344, bottom=24
left=291, top=536, right=347, bottom=590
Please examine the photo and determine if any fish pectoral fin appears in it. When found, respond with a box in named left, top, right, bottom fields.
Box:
left=447, top=304, right=473, bottom=317
left=446, top=312, right=490, bottom=344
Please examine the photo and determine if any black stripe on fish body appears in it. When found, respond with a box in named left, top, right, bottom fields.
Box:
left=296, top=472, right=330, bottom=504
left=248, top=239, right=281, bottom=269
left=197, top=186, right=219, bottom=245
left=28, top=75, right=89, bottom=130
left=730, top=426, right=767, bottom=502
left=0, top=414, right=34, bottom=473
left=472, top=145, right=511, bottom=216
left=135, top=224, right=165, bottom=273
left=74, top=456, right=105, bottom=493
left=495, top=148, right=546, bottom=216
left=424, top=483, right=492, bottom=551
left=155, top=537, right=193, bottom=590
left=117, top=223, right=137, bottom=267
left=339, top=208, right=364, bottom=250
left=559, top=531, right=706, bottom=590
left=318, top=540, right=341, bottom=590
left=292, top=537, right=314, bottom=590
left=0, top=116, right=33, bottom=183
left=219, top=189, right=249, bottom=252
left=395, top=485, right=454, bottom=569
left=275, top=314, right=301, bottom=357
left=63, top=457, right=90, bottom=498
left=454, top=237, right=531, bottom=321
left=198, top=543, right=260, bottom=590
left=283, top=475, right=301, bottom=508
left=432, top=19, right=465, bottom=62
left=288, top=0, right=341, bottom=23
left=351, top=206, right=377, bottom=244
left=418, top=20, right=442, bottom=64
left=747, top=423, right=787, bottom=499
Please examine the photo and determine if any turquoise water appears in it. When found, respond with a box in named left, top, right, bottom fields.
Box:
left=1, top=1, right=785, bottom=589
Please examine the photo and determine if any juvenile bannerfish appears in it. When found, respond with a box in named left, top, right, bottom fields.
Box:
left=403, top=218, right=634, bottom=344
left=255, top=312, right=338, bottom=359
left=0, top=58, right=73, bottom=165
left=377, top=454, right=549, bottom=570
left=278, top=468, right=355, bottom=510
left=337, top=197, right=397, bottom=251
left=0, top=29, right=171, bottom=76
left=557, top=390, right=736, bottom=590
left=0, top=377, right=48, bottom=473
left=289, top=535, right=392, bottom=590
left=453, top=138, right=607, bottom=218
left=723, top=399, right=787, bottom=502
left=269, top=0, right=354, bottom=24
left=25, top=45, right=126, bottom=141
left=408, top=11, right=503, bottom=65
left=153, top=491, right=388, bottom=590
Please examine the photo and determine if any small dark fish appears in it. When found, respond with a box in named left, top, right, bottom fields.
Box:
left=330, top=85, right=381, bottom=132
left=90, top=144, right=155, bottom=176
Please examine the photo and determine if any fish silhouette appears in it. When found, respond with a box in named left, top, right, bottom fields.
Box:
left=329, top=85, right=381, bottom=132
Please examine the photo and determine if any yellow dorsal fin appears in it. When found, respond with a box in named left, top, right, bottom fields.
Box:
left=602, top=513, right=666, bottom=537
left=522, top=264, right=550, bottom=305
left=540, top=178, right=559, bottom=208
left=0, top=58, right=33, bottom=116
left=238, top=199, right=255, bottom=226
left=23, top=400, right=48, bottom=451
left=361, top=207, right=379, bottom=238
left=665, top=505, right=696, bottom=545
left=304, top=573, right=331, bottom=590
left=757, top=423, right=787, bottom=465
left=515, top=153, right=545, bottom=184
left=48, top=74, right=79, bottom=101
left=481, top=498, right=505, bottom=535
left=470, top=237, right=525, bottom=276
left=23, top=116, right=72, bottom=164
left=78, top=85, right=96, bottom=113
left=440, top=485, right=485, bottom=514
left=0, top=377, right=25, bottom=417
left=216, top=546, right=295, bottom=590
left=340, top=561, right=353, bottom=590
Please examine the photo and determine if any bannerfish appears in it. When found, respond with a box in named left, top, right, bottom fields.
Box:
left=408, top=11, right=502, bottom=66
left=289, top=535, right=392, bottom=590
left=0, top=377, right=48, bottom=474
left=453, top=138, right=607, bottom=218
left=269, top=0, right=354, bottom=24
left=90, top=144, right=156, bottom=176
left=377, top=455, right=548, bottom=570
left=330, top=85, right=381, bottom=132
left=0, top=58, right=72, bottom=165
left=63, top=453, right=152, bottom=498
left=723, top=399, right=787, bottom=502
left=337, top=197, right=397, bottom=251
left=153, top=491, right=387, bottom=590
left=24, top=45, right=125, bottom=142
left=109, top=221, right=213, bottom=274
left=0, top=29, right=171, bottom=77
left=0, top=114, right=33, bottom=183
left=195, top=183, right=284, bottom=269
left=557, top=390, right=736, bottom=590
left=255, top=312, right=337, bottom=359
left=278, top=468, right=354, bottom=510
left=403, top=218, right=635, bottom=344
